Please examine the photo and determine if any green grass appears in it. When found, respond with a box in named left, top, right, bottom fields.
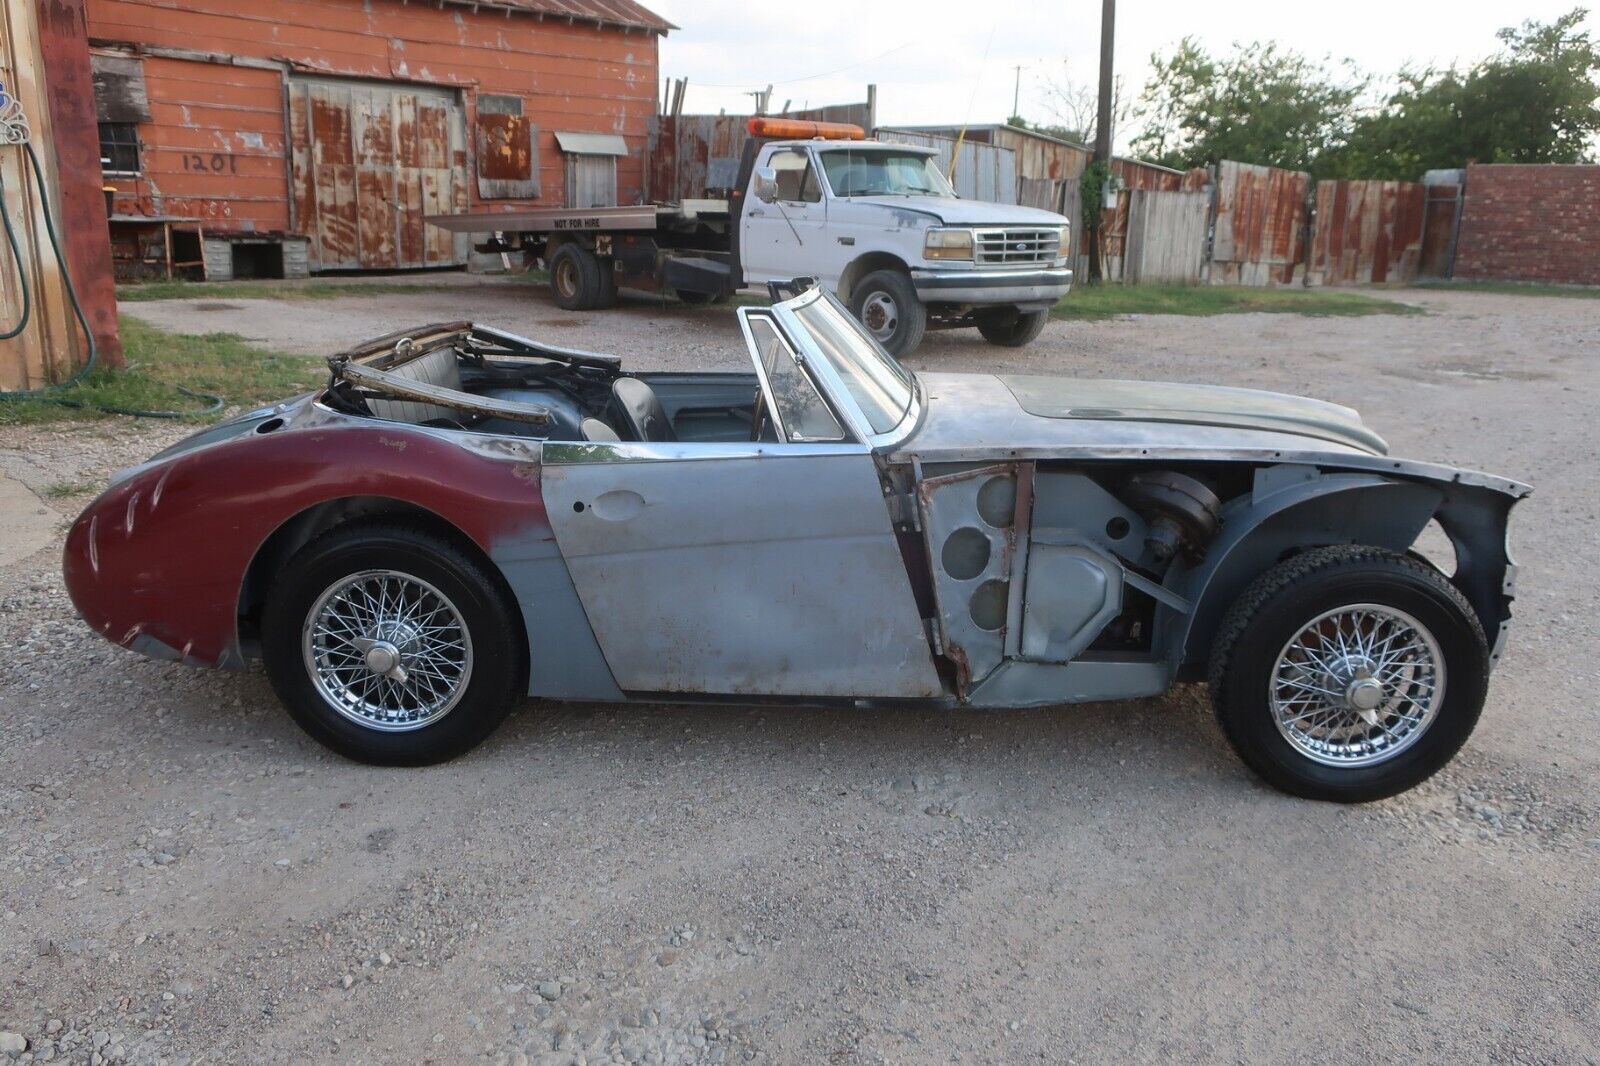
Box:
left=1411, top=279, right=1600, bottom=299
left=44, top=478, right=102, bottom=498
left=0, top=316, right=324, bottom=426
left=1051, top=283, right=1421, bottom=320
left=116, top=272, right=544, bottom=303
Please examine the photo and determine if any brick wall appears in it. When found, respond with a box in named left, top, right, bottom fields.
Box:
left=1453, top=164, right=1600, bottom=286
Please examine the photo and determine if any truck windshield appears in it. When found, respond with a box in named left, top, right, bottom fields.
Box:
left=819, top=149, right=956, bottom=199
left=791, top=293, right=915, bottom=435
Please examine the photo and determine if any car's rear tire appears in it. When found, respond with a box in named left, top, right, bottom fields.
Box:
left=549, top=243, right=613, bottom=311
left=976, top=308, right=1049, bottom=347
left=1208, top=545, right=1488, bottom=803
left=849, top=269, right=927, bottom=357
left=262, top=522, right=525, bottom=766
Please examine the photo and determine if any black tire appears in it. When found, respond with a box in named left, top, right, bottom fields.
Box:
left=975, top=308, right=1049, bottom=347
left=674, top=288, right=717, bottom=305
left=262, top=522, right=525, bottom=766
left=849, top=269, right=927, bottom=357
left=593, top=256, right=618, bottom=309
left=549, top=243, right=604, bottom=311
left=1208, top=545, right=1488, bottom=803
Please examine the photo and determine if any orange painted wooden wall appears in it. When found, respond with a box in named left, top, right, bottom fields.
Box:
left=87, top=0, right=661, bottom=236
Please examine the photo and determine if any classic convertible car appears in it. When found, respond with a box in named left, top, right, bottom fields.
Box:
left=64, top=281, right=1527, bottom=801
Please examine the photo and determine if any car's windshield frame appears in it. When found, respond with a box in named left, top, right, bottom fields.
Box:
left=815, top=146, right=957, bottom=199
left=766, top=288, right=922, bottom=449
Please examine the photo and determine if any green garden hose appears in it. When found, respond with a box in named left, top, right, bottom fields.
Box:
left=1, top=139, right=222, bottom=418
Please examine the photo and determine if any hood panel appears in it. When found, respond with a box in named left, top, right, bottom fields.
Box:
left=999, top=375, right=1388, bottom=455
left=845, top=195, right=1070, bottom=228
left=895, top=373, right=1388, bottom=459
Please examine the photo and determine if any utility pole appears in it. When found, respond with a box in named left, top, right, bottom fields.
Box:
left=1012, top=64, right=1023, bottom=119
left=1090, top=0, right=1115, bottom=283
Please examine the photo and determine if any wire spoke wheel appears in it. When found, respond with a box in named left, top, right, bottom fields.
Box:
left=1270, top=603, right=1445, bottom=768
left=302, top=569, right=474, bottom=732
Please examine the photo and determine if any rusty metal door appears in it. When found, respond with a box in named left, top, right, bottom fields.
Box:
left=288, top=77, right=468, bottom=271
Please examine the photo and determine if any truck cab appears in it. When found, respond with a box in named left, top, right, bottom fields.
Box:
left=736, top=129, right=1074, bottom=354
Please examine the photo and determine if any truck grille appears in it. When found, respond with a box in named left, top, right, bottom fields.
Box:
left=974, top=227, right=1062, bottom=267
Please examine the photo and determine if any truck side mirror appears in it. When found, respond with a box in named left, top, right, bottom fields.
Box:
left=753, top=167, right=779, bottom=204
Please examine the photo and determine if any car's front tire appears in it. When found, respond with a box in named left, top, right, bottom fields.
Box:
left=262, top=522, right=525, bottom=766
left=849, top=269, right=927, bottom=357
left=1208, top=545, right=1489, bottom=802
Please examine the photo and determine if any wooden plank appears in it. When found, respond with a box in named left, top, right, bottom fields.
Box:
left=0, top=0, right=82, bottom=387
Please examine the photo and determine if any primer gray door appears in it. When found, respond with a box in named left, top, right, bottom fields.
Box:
left=541, top=445, right=942, bottom=698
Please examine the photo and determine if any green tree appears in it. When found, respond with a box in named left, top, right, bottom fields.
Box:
left=1338, top=8, right=1600, bottom=178
left=1130, top=38, right=1366, bottom=174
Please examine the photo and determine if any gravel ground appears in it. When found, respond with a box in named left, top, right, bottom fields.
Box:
left=1, top=282, right=1596, bottom=1064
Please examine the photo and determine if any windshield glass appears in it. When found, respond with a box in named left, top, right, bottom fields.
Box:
left=790, top=293, right=915, bottom=435
left=818, top=149, right=956, bottom=198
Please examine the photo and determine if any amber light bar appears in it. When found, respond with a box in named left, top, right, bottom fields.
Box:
left=746, top=117, right=864, bottom=140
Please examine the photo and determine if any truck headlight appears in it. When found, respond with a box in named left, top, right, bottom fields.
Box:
left=924, top=228, right=974, bottom=261
left=1055, top=225, right=1070, bottom=267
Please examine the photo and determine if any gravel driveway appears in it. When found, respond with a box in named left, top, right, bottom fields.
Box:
left=1, top=283, right=1596, bottom=1064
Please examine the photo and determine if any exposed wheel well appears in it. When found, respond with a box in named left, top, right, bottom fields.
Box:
left=236, top=496, right=524, bottom=659
left=838, top=252, right=912, bottom=303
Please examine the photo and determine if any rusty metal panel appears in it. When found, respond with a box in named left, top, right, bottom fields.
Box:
left=1211, top=160, right=1310, bottom=286
left=647, top=101, right=872, bottom=202
left=290, top=75, right=466, bottom=270
left=1308, top=179, right=1424, bottom=286
left=475, top=93, right=537, bottom=199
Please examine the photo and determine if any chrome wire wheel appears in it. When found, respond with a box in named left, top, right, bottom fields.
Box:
left=1270, top=603, right=1445, bottom=768
left=860, top=290, right=900, bottom=342
left=302, top=570, right=474, bottom=733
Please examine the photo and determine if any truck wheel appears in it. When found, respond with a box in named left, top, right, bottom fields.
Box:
left=850, top=270, right=927, bottom=357
left=594, top=257, right=618, bottom=309
left=1208, top=545, right=1489, bottom=803
left=976, top=308, right=1049, bottom=347
left=674, top=288, right=718, bottom=306
left=549, top=243, right=605, bottom=311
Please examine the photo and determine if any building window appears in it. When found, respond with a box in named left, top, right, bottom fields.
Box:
left=99, top=122, right=141, bottom=175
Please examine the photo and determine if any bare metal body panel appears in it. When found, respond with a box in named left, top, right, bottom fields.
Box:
left=542, top=447, right=943, bottom=698
left=897, top=373, right=1382, bottom=461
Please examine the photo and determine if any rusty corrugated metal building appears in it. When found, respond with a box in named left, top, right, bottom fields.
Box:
left=86, top=0, right=671, bottom=278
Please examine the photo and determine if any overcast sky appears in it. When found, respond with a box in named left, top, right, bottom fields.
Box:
left=652, top=1, right=1597, bottom=151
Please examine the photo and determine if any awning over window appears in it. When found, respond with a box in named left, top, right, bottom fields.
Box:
left=553, top=132, right=628, bottom=157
